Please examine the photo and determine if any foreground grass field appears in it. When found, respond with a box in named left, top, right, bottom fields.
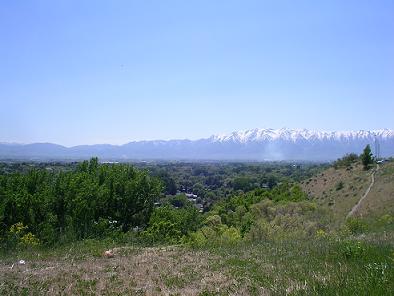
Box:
left=1, top=233, right=393, bottom=295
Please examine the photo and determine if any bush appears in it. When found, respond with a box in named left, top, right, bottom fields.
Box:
left=270, top=183, right=307, bottom=202
left=142, top=220, right=182, bottom=244
left=188, top=215, right=241, bottom=247
left=244, top=218, right=273, bottom=241
left=346, top=217, right=367, bottom=234
left=335, top=181, right=344, bottom=191
left=315, top=229, right=327, bottom=238
left=92, top=218, right=122, bottom=239
left=378, top=214, right=393, bottom=226
left=220, top=227, right=241, bottom=244
left=142, top=205, right=202, bottom=244
left=20, top=232, right=40, bottom=247
left=338, top=240, right=365, bottom=259
left=333, top=153, right=359, bottom=169
left=2, top=222, right=40, bottom=249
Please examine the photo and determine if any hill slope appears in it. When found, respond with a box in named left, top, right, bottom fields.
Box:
left=301, top=159, right=394, bottom=223
left=355, top=161, right=394, bottom=218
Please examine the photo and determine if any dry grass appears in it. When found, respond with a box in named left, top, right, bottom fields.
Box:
left=1, top=237, right=393, bottom=295
left=355, top=161, right=394, bottom=218
left=300, top=162, right=374, bottom=224
left=0, top=246, right=238, bottom=295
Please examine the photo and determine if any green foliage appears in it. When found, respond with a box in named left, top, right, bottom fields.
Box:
left=246, top=199, right=324, bottom=240
left=244, top=218, right=274, bottom=241
left=1, top=222, right=40, bottom=249
left=9, top=222, right=28, bottom=234
left=270, top=183, right=307, bottom=202
left=220, top=226, right=242, bottom=244
left=135, top=161, right=326, bottom=208
left=231, top=176, right=257, bottom=191
left=315, top=229, right=327, bottom=238
left=208, top=189, right=269, bottom=231
left=338, top=240, right=366, bottom=259
left=166, top=194, right=189, bottom=208
left=346, top=217, right=368, bottom=234
left=19, top=232, right=40, bottom=247
left=142, top=204, right=202, bottom=244
left=0, top=158, right=162, bottom=247
left=335, top=180, right=344, bottom=191
left=189, top=218, right=241, bottom=247
left=189, top=184, right=321, bottom=246
left=333, top=153, right=359, bottom=169
left=188, top=212, right=243, bottom=246
left=361, top=144, right=374, bottom=170
left=142, top=220, right=182, bottom=244
left=209, top=238, right=394, bottom=295
left=378, top=214, right=393, bottom=226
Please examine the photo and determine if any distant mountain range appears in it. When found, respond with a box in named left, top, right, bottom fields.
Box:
left=1, top=128, right=393, bottom=161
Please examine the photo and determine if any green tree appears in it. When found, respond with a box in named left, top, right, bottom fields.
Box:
left=143, top=203, right=201, bottom=243
left=0, top=158, right=163, bottom=246
left=360, top=144, right=373, bottom=170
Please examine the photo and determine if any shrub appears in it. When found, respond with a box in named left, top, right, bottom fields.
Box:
left=316, top=229, right=327, bottom=238
left=378, top=214, right=393, bottom=226
left=333, top=153, right=359, bottom=169
left=338, top=240, right=365, bottom=259
left=20, top=232, right=40, bottom=247
left=3, top=222, right=40, bottom=249
left=142, top=220, right=182, bottom=244
left=220, top=227, right=241, bottom=244
left=92, top=218, right=122, bottom=239
left=346, top=217, right=367, bottom=234
left=9, top=222, right=28, bottom=235
left=142, top=205, right=202, bottom=244
left=335, top=181, right=344, bottom=191
left=244, top=218, right=273, bottom=241
left=188, top=215, right=241, bottom=247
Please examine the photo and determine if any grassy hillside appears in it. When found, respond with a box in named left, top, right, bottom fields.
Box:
left=300, top=160, right=394, bottom=224
left=355, top=161, right=394, bottom=218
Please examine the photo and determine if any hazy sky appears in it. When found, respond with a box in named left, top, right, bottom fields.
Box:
left=1, top=0, right=393, bottom=146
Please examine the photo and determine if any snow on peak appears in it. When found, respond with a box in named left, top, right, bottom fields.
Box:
left=210, top=128, right=394, bottom=143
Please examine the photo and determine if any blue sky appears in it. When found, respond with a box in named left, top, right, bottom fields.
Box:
left=1, top=0, right=393, bottom=146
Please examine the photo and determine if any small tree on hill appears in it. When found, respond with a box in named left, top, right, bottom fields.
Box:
left=360, top=144, right=373, bottom=170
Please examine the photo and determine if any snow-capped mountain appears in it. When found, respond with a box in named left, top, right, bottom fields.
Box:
left=1, top=128, right=393, bottom=161
left=210, top=128, right=394, bottom=143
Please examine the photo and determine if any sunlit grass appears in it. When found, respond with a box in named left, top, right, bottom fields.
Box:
left=3, top=234, right=392, bottom=295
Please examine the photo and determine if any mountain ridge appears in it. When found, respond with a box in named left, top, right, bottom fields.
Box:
left=1, top=128, right=393, bottom=161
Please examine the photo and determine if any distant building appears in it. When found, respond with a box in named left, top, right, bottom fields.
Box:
left=185, top=193, right=197, bottom=198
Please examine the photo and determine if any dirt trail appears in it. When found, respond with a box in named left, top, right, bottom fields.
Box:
left=346, top=164, right=379, bottom=219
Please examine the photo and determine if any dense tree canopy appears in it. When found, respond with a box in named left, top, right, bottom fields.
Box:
left=0, top=158, right=327, bottom=248
left=0, top=158, right=162, bottom=244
